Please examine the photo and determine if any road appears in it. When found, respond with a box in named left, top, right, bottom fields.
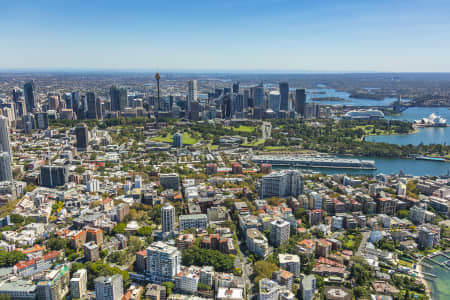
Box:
left=236, top=240, right=255, bottom=300
left=356, top=231, right=370, bottom=256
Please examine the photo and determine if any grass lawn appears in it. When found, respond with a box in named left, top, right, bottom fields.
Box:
left=398, top=259, right=413, bottom=268
left=242, top=139, right=265, bottom=147
left=231, top=125, right=256, bottom=133
left=264, top=146, right=292, bottom=151
left=151, top=132, right=198, bottom=145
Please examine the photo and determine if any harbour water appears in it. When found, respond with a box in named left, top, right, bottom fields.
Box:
left=366, top=107, right=450, bottom=146
left=306, top=88, right=398, bottom=106
left=275, top=155, right=449, bottom=177
left=283, top=89, right=450, bottom=176
left=421, top=253, right=450, bottom=300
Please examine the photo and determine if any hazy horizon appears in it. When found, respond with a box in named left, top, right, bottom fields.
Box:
left=2, top=0, right=450, bottom=72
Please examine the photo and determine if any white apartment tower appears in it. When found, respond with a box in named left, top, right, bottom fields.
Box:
left=95, top=275, right=123, bottom=300
left=146, top=241, right=181, bottom=283
left=270, top=219, right=290, bottom=247
left=70, top=269, right=88, bottom=299
left=161, top=202, right=176, bottom=233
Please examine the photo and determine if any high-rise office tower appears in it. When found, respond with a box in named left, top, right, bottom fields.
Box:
left=161, top=202, right=176, bottom=233
left=23, top=81, right=36, bottom=113
left=77, top=95, right=87, bottom=119
left=279, top=82, right=289, bottom=111
left=254, top=85, right=264, bottom=107
left=12, top=88, right=23, bottom=117
left=95, top=275, right=123, bottom=300
left=221, top=94, right=232, bottom=118
left=63, top=93, right=73, bottom=109
left=35, top=112, right=49, bottom=130
left=48, top=94, right=59, bottom=111
left=12, top=88, right=22, bottom=103
left=0, top=153, right=12, bottom=182
left=72, top=91, right=80, bottom=111
left=75, top=123, right=89, bottom=150
left=0, top=116, right=11, bottom=156
left=232, top=94, right=244, bottom=114
left=96, top=98, right=103, bottom=120
left=295, top=89, right=306, bottom=116
left=269, top=91, right=281, bottom=112
left=110, top=86, right=127, bottom=112
left=187, top=80, right=197, bottom=111
left=232, top=82, right=240, bottom=94
left=40, top=165, right=69, bottom=188
left=86, top=92, right=98, bottom=119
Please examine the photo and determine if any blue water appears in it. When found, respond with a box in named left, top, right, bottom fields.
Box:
left=306, top=88, right=398, bottom=106
left=276, top=155, right=449, bottom=177
left=367, top=107, right=450, bottom=145
left=421, top=253, right=450, bottom=300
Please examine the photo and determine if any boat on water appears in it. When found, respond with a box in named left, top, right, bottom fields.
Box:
left=416, top=156, right=446, bottom=162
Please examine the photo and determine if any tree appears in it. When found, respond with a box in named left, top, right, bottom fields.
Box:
left=182, top=246, right=234, bottom=273
left=112, top=223, right=126, bottom=235
left=397, top=210, right=409, bottom=219
left=47, top=237, right=70, bottom=251
left=198, top=283, right=211, bottom=291
left=136, top=226, right=153, bottom=237
left=0, top=250, right=26, bottom=267
left=162, top=282, right=174, bottom=296
left=254, top=261, right=278, bottom=283
left=70, top=262, right=85, bottom=276
left=10, top=214, right=24, bottom=224
left=351, top=257, right=371, bottom=286
left=353, top=286, right=369, bottom=298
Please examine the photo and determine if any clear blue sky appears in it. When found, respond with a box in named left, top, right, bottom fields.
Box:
left=2, top=0, right=450, bottom=72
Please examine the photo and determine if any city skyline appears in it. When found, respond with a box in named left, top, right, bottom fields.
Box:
left=2, top=0, right=450, bottom=72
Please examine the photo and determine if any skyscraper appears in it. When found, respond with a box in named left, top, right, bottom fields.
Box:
left=110, top=86, right=127, bottom=112
left=72, top=91, right=80, bottom=111
left=95, top=275, right=123, bottom=300
left=23, top=81, right=36, bottom=113
left=279, top=82, right=289, bottom=111
left=161, top=202, right=176, bottom=233
left=86, top=92, right=98, bottom=119
left=36, top=112, right=49, bottom=130
left=187, top=80, right=197, bottom=111
left=0, top=153, right=12, bottom=182
left=254, top=85, right=264, bottom=107
left=221, top=94, right=232, bottom=119
left=96, top=97, right=103, bottom=120
left=295, top=89, right=306, bottom=116
left=232, top=82, right=240, bottom=94
left=75, top=123, right=89, bottom=150
left=0, top=116, right=11, bottom=156
left=12, top=88, right=23, bottom=117
left=269, top=91, right=281, bottom=112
